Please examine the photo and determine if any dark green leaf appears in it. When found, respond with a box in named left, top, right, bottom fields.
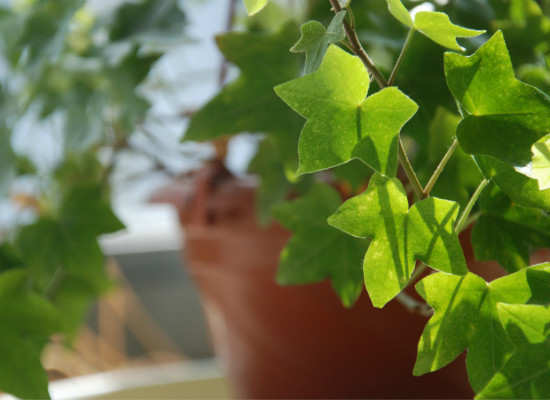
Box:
left=476, top=155, right=550, bottom=211
left=477, top=304, right=550, bottom=399
left=109, top=0, right=186, bottom=42
left=185, top=24, right=302, bottom=141
left=273, top=184, right=368, bottom=307
left=445, top=31, right=550, bottom=168
left=0, top=329, right=50, bottom=400
left=472, top=183, right=550, bottom=272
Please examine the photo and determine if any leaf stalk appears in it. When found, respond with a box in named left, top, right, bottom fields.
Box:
left=328, top=0, right=388, bottom=88
left=423, top=138, right=459, bottom=197
left=388, top=28, right=415, bottom=86
left=455, top=178, right=490, bottom=234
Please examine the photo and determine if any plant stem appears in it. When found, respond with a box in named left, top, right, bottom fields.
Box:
left=455, top=178, right=490, bottom=233
left=44, top=268, right=67, bottom=301
left=329, top=0, right=425, bottom=199
left=395, top=291, right=433, bottom=316
left=388, top=28, right=415, bottom=86
left=328, top=0, right=388, bottom=88
left=399, top=139, right=426, bottom=200
left=423, top=138, right=459, bottom=197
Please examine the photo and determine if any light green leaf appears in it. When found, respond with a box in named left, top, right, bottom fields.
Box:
left=472, top=183, right=550, bottom=272
left=385, top=1, right=484, bottom=50
left=531, top=134, right=550, bottom=190
left=275, top=45, right=417, bottom=177
left=386, top=0, right=413, bottom=27
left=185, top=24, right=302, bottom=141
left=243, top=0, right=269, bottom=16
left=414, top=263, right=550, bottom=393
left=407, top=197, right=467, bottom=275
left=272, top=184, right=368, bottom=307
left=291, top=11, right=346, bottom=74
left=414, top=11, right=484, bottom=51
left=445, top=31, right=550, bottom=168
left=328, top=173, right=466, bottom=307
left=477, top=304, right=550, bottom=399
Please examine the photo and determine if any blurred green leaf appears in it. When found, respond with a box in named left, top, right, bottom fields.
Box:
left=185, top=23, right=302, bottom=141
left=273, top=184, right=368, bottom=307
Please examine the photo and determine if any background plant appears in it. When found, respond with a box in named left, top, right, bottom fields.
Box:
left=0, top=0, right=189, bottom=398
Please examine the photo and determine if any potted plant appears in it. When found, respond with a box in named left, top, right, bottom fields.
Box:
left=0, top=0, right=549, bottom=399
left=155, top=0, right=550, bottom=398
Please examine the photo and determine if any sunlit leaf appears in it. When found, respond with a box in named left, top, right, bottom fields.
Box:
left=329, top=173, right=466, bottom=307
left=414, top=263, right=550, bottom=393
left=385, top=0, right=484, bottom=50
left=275, top=45, right=417, bottom=177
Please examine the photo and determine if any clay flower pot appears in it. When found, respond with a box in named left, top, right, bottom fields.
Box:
left=152, top=163, right=480, bottom=399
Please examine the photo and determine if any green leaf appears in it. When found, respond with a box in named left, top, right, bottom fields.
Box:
left=385, top=1, right=484, bottom=50
left=185, top=23, right=302, bottom=141
left=109, top=0, right=186, bottom=42
left=477, top=304, right=550, bottom=399
left=472, top=183, right=550, bottom=272
left=243, top=0, right=269, bottom=16
left=275, top=45, right=417, bottom=177
left=291, top=11, right=346, bottom=74
left=476, top=155, right=550, bottom=211
left=0, top=269, right=61, bottom=399
left=531, top=134, right=550, bottom=190
left=386, top=0, right=413, bottom=27
left=0, top=329, right=50, bottom=400
left=16, top=185, right=122, bottom=290
left=328, top=173, right=466, bottom=307
left=273, top=184, right=368, bottom=307
left=414, top=263, right=550, bottom=393
left=414, top=12, right=485, bottom=51
left=445, top=31, right=550, bottom=168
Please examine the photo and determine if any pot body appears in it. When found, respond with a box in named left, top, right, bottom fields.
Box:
left=152, top=173, right=475, bottom=399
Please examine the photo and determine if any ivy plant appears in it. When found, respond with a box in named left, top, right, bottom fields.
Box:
left=186, top=0, right=550, bottom=398
left=0, top=0, right=549, bottom=398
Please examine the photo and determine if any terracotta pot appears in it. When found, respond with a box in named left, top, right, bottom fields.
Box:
left=151, top=164, right=519, bottom=399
